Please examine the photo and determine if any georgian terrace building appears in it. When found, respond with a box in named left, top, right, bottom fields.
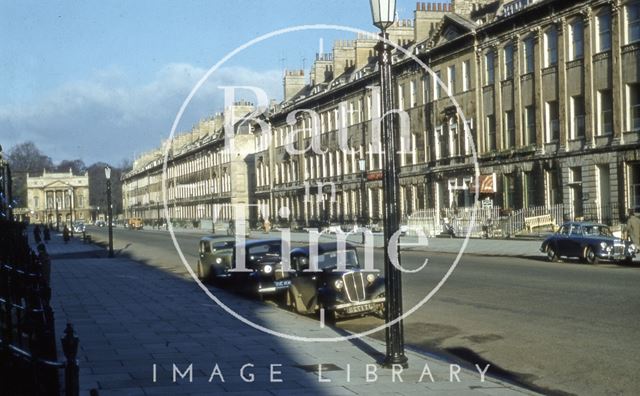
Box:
left=260, top=0, right=640, bottom=229
left=121, top=101, right=256, bottom=229
left=123, top=0, right=640, bottom=230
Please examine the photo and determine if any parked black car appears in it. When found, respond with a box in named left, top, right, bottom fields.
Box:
left=200, top=238, right=290, bottom=296
left=229, top=239, right=291, bottom=296
left=284, top=242, right=385, bottom=323
left=541, top=222, right=635, bottom=264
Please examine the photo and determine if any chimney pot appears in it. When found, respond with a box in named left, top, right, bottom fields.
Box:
left=427, top=3, right=431, bottom=11
left=416, top=1, right=420, bottom=10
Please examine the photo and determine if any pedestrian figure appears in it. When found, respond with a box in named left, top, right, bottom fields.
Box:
left=263, top=217, right=271, bottom=234
left=33, top=224, right=42, bottom=244
left=43, top=225, right=51, bottom=243
left=63, top=225, right=70, bottom=243
left=228, top=219, right=235, bottom=236
left=626, top=209, right=640, bottom=250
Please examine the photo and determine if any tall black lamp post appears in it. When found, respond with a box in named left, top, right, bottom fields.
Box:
left=55, top=198, right=60, bottom=231
left=369, top=0, right=408, bottom=368
left=359, top=158, right=368, bottom=243
left=105, top=165, right=114, bottom=258
left=68, top=187, right=74, bottom=236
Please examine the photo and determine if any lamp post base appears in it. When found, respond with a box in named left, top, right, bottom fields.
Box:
left=382, top=354, right=408, bottom=369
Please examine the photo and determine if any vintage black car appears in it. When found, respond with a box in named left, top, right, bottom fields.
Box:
left=541, top=222, right=635, bottom=264
left=196, top=235, right=236, bottom=281
left=199, top=238, right=290, bottom=295
left=284, top=243, right=385, bottom=323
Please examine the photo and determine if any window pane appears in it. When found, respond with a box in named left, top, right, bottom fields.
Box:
left=599, top=90, right=613, bottom=135
left=504, top=45, right=514, bottom=78
left=524, top=38, right=535, bottom=73
left=545, top=29, right=558, bottom=66
left=630, top=84, right=640, bottom=130
left=525, top=106, right=536, bottom=145
left=629, top=3, right=640, bottom=42
left=572, top=21, right=584, bottom=59
left=599, top=13, right=612, bottom=51
left=486, top=52, right=495, bottom=84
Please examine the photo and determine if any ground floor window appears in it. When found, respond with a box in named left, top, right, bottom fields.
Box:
left=503, top=174, right=516, bottom=209
left=597, top=164, right=612, bottom=223
left=628, top=163, right=640, bottom=210
left=545, top=169, right=563, bottom=206
left=627, top=83, right=640, bottom=131
left=570, top=167, right=583, bottom=219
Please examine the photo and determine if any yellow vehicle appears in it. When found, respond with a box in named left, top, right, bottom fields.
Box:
left=128, top=218, right=144, bottom=230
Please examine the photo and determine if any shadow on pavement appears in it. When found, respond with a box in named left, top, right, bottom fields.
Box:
left=443, top=347, right=574, bottom=396
left=50, top=242, right=338, bottom=395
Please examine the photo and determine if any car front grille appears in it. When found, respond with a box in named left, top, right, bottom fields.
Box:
left=613, top=244, right=625, bottom=256
left=343, top=272, right=366, bottom=302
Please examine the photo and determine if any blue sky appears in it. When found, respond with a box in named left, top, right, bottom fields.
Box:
left=0, top=0, right=418, bottom=165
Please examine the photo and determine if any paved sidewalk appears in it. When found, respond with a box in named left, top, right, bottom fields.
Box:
left=39, top=232, right=539, bottom=396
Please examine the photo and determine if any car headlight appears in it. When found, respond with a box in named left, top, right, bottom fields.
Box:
left=263, top=265, right=273, bottom=274
left=599, top=242, right=609, bottom=250
left=215, top=258, right=222, bottom=264
left=366, top=274, right=376, bottom=284
left=334, top=280, right=344, bottom=290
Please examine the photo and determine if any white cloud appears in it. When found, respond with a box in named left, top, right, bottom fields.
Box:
left=0, top=63, right=282, bottom=165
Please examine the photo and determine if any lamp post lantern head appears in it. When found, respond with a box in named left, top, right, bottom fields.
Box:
left=359, top=158, right=366, bottom=172
left=104, top=165, right=111, bottom=180
left=369, top=0, right=396, bottom=30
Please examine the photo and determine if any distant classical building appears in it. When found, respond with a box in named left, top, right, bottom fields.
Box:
left=26, top=169, right=90, bottom=225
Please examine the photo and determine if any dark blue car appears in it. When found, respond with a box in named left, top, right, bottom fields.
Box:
left=541, top=222, right=635, bottom=264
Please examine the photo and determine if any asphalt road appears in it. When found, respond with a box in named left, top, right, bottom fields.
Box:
left=86, top=226, right=640, bottom=396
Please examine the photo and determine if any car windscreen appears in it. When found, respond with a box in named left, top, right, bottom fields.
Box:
left=316, top=249, right=359, bottom=270
left=248, top=243, right=280, bottom=258
left=211, top=241, right=233, bottom=251
left=583, top=225, right=612, bottom=237
left=215, top=248, right=233, bottom=257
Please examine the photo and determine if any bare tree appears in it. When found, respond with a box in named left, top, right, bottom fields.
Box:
left=7, top=142, right=54, bottom=206
left=55, top=159, right=87, bottom=175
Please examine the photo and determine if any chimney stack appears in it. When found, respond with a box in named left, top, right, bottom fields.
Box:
left=283, top=70, right=306, bottom=101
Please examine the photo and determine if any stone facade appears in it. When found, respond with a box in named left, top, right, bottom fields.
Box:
left=122, top=0, right=640, bottom=229
left=26, top=169, right=90, bottom=225
left=121, top=101, right=256, bottom=228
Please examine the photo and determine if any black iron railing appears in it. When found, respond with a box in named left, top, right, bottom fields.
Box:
left=0, top=220, right=79, bottom=396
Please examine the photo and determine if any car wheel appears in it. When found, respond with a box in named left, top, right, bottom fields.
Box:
left=320, top=304, right=336, bottom=325
left=584, top=246, right=599, bottom=265
left=546, top=245, right=558, bottom=262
